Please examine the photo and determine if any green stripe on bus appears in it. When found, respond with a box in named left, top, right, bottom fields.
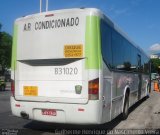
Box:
left=85, top=16, right=102, bottom=69
left=11, top=24, right=18, bottom=70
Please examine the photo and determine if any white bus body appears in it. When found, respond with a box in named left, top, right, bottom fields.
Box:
left=11, top=8, right=150, bottom=124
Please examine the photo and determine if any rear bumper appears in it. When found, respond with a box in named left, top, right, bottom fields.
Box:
left=10, top=97, right=103, bottom=124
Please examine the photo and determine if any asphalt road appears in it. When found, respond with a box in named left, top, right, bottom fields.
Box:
left=0, top=86, right=160, bottom=135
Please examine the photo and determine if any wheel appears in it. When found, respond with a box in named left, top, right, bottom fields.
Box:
left=122, top=94, right=129, bottom=120
left=145, top=85, right=150, bottom=99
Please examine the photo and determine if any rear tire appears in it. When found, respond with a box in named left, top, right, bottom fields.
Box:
left=145, top=85, right=150, bottom=99
left=122, top=94, right=129, bottom=120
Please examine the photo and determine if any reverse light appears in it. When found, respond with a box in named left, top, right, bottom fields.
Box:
left=15, top=104, right=20, bottom=107
left=78, top=108, right=85, bottom=112
left=88, top=78, right=99, bottom=100
left=11, top=80, right=15, bottom=97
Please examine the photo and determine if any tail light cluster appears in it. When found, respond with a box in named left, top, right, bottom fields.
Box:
left=11, top=80, right=15, bottom=97
left=88, top=78, right=99, bottom=100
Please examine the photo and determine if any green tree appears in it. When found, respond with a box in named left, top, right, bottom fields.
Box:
left=151, top=58, right=160, bottom=73
left=0, top=24, right=12, bottom=75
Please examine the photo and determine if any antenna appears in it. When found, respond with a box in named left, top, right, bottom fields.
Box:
left=40, top=0, right=49, bottom=13
left=46, top=0, right=48, bottom=12
left=40, top=0, right=42, bottom=13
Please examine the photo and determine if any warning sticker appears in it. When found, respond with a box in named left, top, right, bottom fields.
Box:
left=64, top=45, right=83, bottom=58
left=23, top=86, right=38, bottom=96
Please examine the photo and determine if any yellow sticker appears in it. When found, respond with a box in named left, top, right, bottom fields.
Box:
left=23, top=86, right=38, bottom=96
left=64, top=45, right=83, bottom=58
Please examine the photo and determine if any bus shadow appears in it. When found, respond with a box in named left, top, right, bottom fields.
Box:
left=129, top=96, right=148, bottom=114
left=23, top=115, right=122, bottom=134
left=23, top=97, right=148, bottom=134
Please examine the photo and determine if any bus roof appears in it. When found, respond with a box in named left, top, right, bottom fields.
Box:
left=15, top=8, right=102, bottom=21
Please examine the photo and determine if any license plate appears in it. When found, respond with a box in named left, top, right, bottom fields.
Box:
left=42, top=109, right=57, bottom=116
left=23, top=86, right=38, bottom=96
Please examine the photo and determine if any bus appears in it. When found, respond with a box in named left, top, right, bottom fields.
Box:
left=11, top=8, right=150, bottom=124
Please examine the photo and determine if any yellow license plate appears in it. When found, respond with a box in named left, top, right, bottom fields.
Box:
left=23, top=86, right=38, bottom=96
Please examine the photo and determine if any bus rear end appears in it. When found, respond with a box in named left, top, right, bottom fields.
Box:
left=11, top=8, right=103, bottom=124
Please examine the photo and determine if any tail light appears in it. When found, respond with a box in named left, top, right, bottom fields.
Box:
left=11, top=80, right=15, bottom=97
left=88, top=78, right=99, bottom=100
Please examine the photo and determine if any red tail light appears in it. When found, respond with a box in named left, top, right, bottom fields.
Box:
left=88, top=78, right=99, bottom=100
left=45, top=14, right=54, bottom=17
left=11, top=80, right=15, bottom=97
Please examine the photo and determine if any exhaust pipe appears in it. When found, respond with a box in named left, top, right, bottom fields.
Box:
left=20, top=111, right=29, bottom=119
